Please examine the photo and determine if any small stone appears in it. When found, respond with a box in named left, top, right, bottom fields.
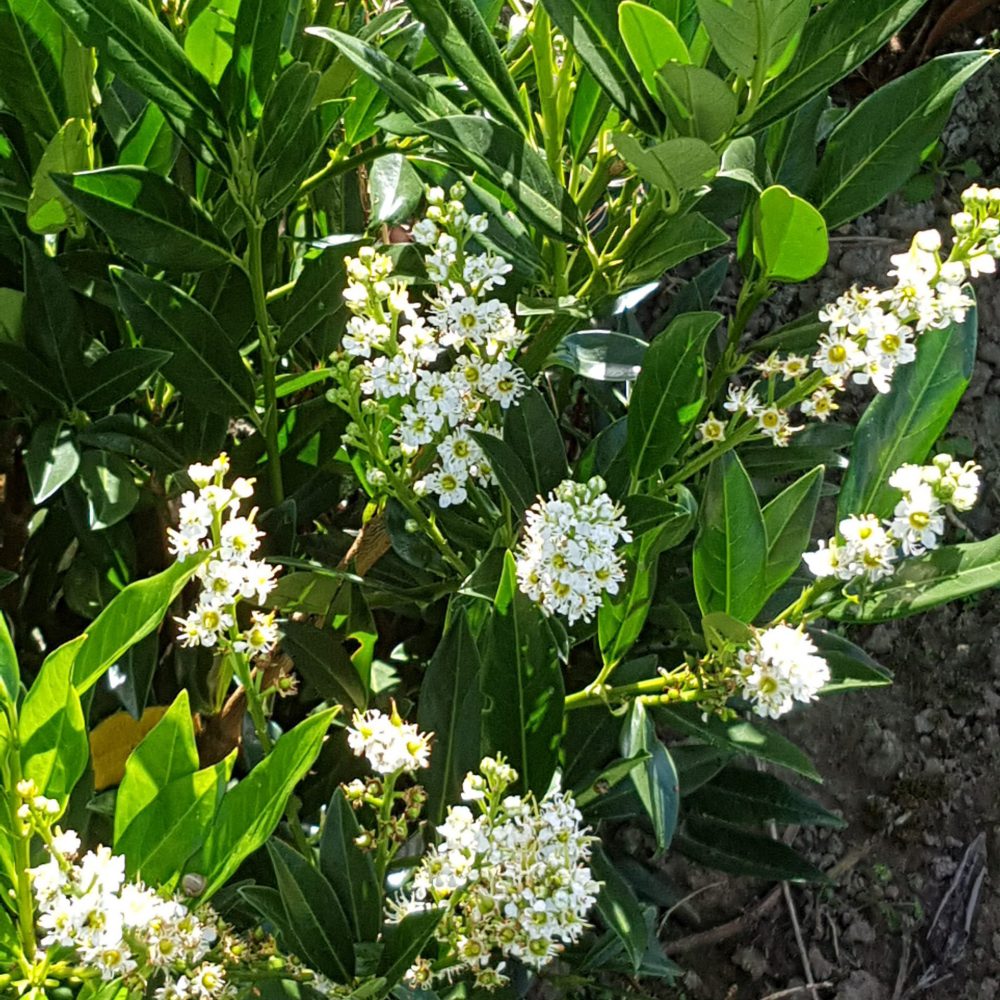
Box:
left=845, top=918, right=877, bottom=944
left=979, top=978, right=999, bottom=1000
left=808, top=944, right=835, bottom=979
left=836, top=970, right=889, bottom=1000
left=732, top=945, right=768, bottom=980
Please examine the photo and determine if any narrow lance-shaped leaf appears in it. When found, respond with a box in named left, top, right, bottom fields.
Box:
left=620, top=700, right=679, bottom=851
left=219, top=0, right=284, bottom=122
left=0, top=613, right=17, bottom=703
left=762, top=465, right=823, bottom=594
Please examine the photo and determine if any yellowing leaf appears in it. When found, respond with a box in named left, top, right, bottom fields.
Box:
left=89, top=706, right=169, bottom=791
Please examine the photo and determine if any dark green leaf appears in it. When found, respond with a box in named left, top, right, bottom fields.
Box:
left=809, top=628, right=893, bottom=692
left=480, top=554, right=565, bottom=796
left=811, top=52, right=993, bottom=228
left=838, top=304, right=976, bottom=520
left=676, top=814, right=826, bottom=882
left=281, top=621, right=367, bottom=709
left=405, top=0, right=527, bottom=132
left=591, top=843, right=647, bottom=971
left=599, top=559, right=656, bottom=668
left=672, top=744, right=732, bottom=795
left=25, top=418, right=79, bottom=503
left=78, top=450, right=139, bottom=529
left=0, top=343, right=66, bottom=410
left=656, top=64, right=736, bottom=143
left=621, top=701, right=679, bottom=850
left=417, top=613, right=484, bottom=824
left=43, top=0, right=227, bottom=166
left=319, top=789, right=381, bottom=942
left=628, top=311, right=720, bottom=479
left=613, top=132, right=719, bottom=199
left=377, top=909, right=443, bottom=990
left=762, top=465, right=823, bottom=593
left=471, top=430, right=537, bottom=514
left=623, top=212, right=727, bottom=286
left=539, top=0, right=662, bottom=134
left=503, top=386, right=569, bottom=498
left=550, top=329, right=647, bottom=381
left=76, top=348, right=171, bottom=410
left=219, top=0, right=285, bottom=122
left=369, top=153, right=423, bottom=225
left=112, top=268, right=255, bottom=417
left=54, top=166, right=233, bottom=270
left=689, top=767, right=845, bottom=828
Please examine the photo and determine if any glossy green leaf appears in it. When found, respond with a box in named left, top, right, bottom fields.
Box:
left=78, top=450, right=139, bottom=529
left=693, top=452, right=768, bottom=622
left=69, top=557, right=205, bottom=693
left=405, top=0, right=527, bottom=132
left=281, top=621, right=367, bottom=710
left=19, top=637, right=87, bottom=808
left=742, top=0, right=930, bottom=134
left=471, top=430, right=537, bottom=514
left=319, top=789, right=381, bottom=942
left=219, top=0, right=284, bottom=122
left=812, top=52, right=993, bottom=228
left=0, top=343, right=67, bottom=410
left=838, top=304, right=976, bottom=520
left=118, top=102, right=177, bottom=173
left=550, top=329, right=647, bottom=381
left=417, top=614, right=484, bottom=824
left=112, top=268, right=255, bottom=417
left=673, top=744, right=733, bottom=795
left=55, top=167, right=232, bottom=270
left=27, top=116, right=92, bottom=235
left=628, top=311, right=721, bottom=479
left=689, top=767, right=845, bottom=828
left=76, top=348, right=171, bottom=410
left=677, top=814, right=826, bottom=882
left=25, top=418, right=79, bottom=503
left=184, top=0, right=238, bottom=85
left=422, top=115, right=582, bottom=240
left=0, top=612, right=17, bottom=703
left=696, top=0, right=808, bottom=80
left=369, top=153, right=423, bottom=225
left=656, top=64, right=736, bottom=143
left=623, top=212, right=728, bottom=285
left=621, top=701, right=679, bottom=850
left=188, top=708, right=336, bottom=899
left=809, top=628, right=893, bottom=692
left=377, top=909, right=444, bottom=989
left=599, top=559, right=656, bottom=669
left=591, top=843, right=647, bottom=971
left=569, top=66, right=612, bottom=161
left=539, top=0, right=662, bottom=134
left=619, top=1, right=689, bottom=96
left=503, top=386, right=569, bottom=498
left=43, top=0, right=227, bottom=166
left=267, top=839, right=355, bottom=982
left=613, top=132, right=719, bottom=200
left=480, top=554, right=565, bottom=796
left=753, top=184, right=828, bottom=282
left=762, top=465, right=823, bottom=592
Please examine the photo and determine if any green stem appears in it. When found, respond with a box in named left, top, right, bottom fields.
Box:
left=230, top=648, right=273, bottom=755
left=374, top=770, right=400, bottom=888
left=565, top=669, right=703, bottom=711
left=246, top=221, right=285, bottom=506
left=704, top=279, right=768, bottom=409
left=4, top=709, right=38, bottom=964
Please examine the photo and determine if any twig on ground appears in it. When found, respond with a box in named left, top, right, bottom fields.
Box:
left=760, top=984, right=834, bottom=1000
left=658, top=880, right=727, bottom=935
left=892, top=932, right=913, bottom=1000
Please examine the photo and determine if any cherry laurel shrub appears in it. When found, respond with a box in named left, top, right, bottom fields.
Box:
left=0, top=0, right=999, bottom=997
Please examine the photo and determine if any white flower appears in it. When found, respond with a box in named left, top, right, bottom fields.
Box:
left=347, top=707, right=431, bottom=774
left=723, top=383, right=760, bottom=416
left=813, top=331, right=864, bottom=379
left=838, top=514, right=897, bottom=582
left=890, top=483, right=944, bottom=556
left=697, top=414, right=726, bottom=443
left=738, top=625, right=830, bottom=719
left=516, top=476, right=631, bottom=625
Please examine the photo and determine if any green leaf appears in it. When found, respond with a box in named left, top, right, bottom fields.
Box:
left=27, top=116, right=92, bottom=235
left=621, top=701, right=679, bottom=850
left=369, top=153, right=423, bottom=226
left=69, top=557, right=205, bottom=693
left=471, top=430, right=537, bottom=514
left=599, top=559, right=656, bottom=668
left=624, top=490, right=698, bottom=556
left=417, top=613, right=484, bottom=824
left=377, top=910, right=444, bottom=990
left=19, top=637, right=87, bottom=808
left=809, top=628, right=893, bottom=692
left=619, top=1, right=689, bottom=96
left=689, top=767, right=845, bottom=828
left=118, top=102, right=177, bottom=174
left=43, top=0, right=227, bottom=166
left=825, top=535, right=1000, bottom=623
left=76, top=348, right=172, bottom=410
left=628, top=311, right=721, bottom=479
left=623, top=212, right=728, bottom=286
left=405, top=0, right=527, bottom=132
left=838, top=304, right=976, bottom=520
left=422, top=115, right=583, bottom=240
left=753, top=184, right=828, bottom=282
left=613, top=133, right=719, bottom=200
left=114, top=690, right=199, bottom=844
left=219, top=0, right=285, bottom=122
left=676, top=814, right=826, bottom=882
left=117, top=754, right=233, bottom=885
left=742, top=0, right=931, bottom=134
left=811, top=52, right=994, bottom=228
left=188, top=708, right=336, bottom=899
left=696, top=0, right=808, bottom=80
left=267, top=839, right=355, bottom=983
left=762, top=465, right=823, bottom=593
left=78, top=450, right=139, bottom=529
left=539, top=0, right=663, bottom=134
left=281, top=621, right=367, bottom=710
left=319, top=789, right=381, bottom=943
left=25, top=418, right=79, bottom=503
left=550, top=329, right=647, bottom=381
left=0, top=612, right=17, bottom=703
left=184, top=0, right=238, bottom=85
left=503, top=386, right=569, bottom=498
left=53, top=166, right=233, bottom=271
left=480, top=554, right=565, bottom=796
left=656, top=64, right=736, bottom=144
left=656, top=703, right=820, bottom=781
left=591, top=843, right=647, bottom=971
left=673, top=744, right=732, bottom=795
left=112, top=268, right=255, bottom=417
left=0, top=343, right=67, bottom=410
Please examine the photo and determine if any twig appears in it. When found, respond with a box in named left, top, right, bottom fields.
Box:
left=664, top=884, right=784, bottom=956
left=760, top=984, right=834, bottom=1000
left=658, top=879, right=727, bottom=935
left=826, top=910, right=842, bottom=966
left=891, top=932, right=913, bottom=1000
left=769, top=817, right=819, bottom=1000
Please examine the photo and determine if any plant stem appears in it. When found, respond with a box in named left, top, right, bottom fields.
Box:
left=3, top=708, right=38, bottom=965
left=374, top=770, right=400, bottom=888
left=704, top=278, right=768, bottom=409
left=246, top=221, right=285, bottom=506
left=564, top=669, right=703, bottom=711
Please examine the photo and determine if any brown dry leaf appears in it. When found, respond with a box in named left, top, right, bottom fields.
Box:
left=89, top=706, right=169, bottom=790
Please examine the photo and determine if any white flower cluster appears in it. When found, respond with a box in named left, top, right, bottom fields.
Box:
left=339, top=184, right=528, bottom=507
left=805, top=454, right=981, bottom=583
left=738, top=625, right=830, bottom=719
left=515, top=476, right=631, bottom=624
left=168, top=454, right=279, bottom=656
left=394, top=757, right=599, bottom=992
left=29, top=835, right=230, bottom=997
left=346, top=706, right=432, bottom=775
